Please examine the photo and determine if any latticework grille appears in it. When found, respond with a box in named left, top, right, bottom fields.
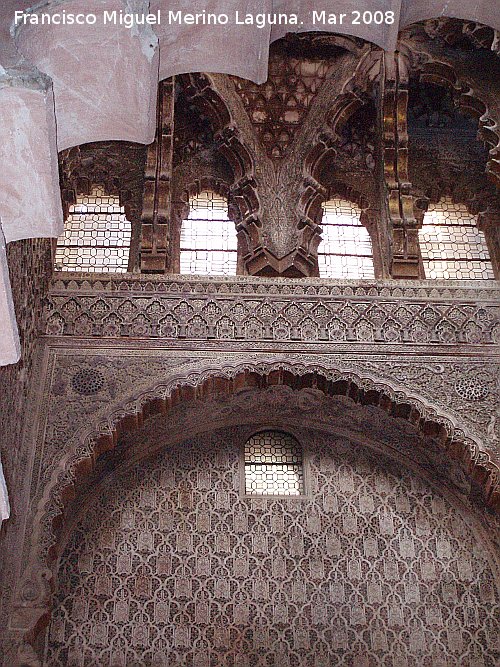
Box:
left=419, top=198, right=494, bottom=279
left=54, top=186, right=131, bottom=272
left=244, top=430, right=304, bottom=496
left=318, top=199, right=375, bottom=279
left=180, top=191, right=237, bottom=275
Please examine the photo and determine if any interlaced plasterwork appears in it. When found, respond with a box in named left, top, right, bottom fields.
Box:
left=357, top=361, right=499, bottom=436
left=7, top=362, right=500, bottom=667
left=13, top=352, right=497, bottom=652
left=46, top=426, right=499, bottom=667
left=44, top=275, right=500, bottom=346
left=91, top=385, right=475, bottom=503
left=40, top=351, right=500, bottom=454
left=29, top=352, right=500, bottom=524
left=0, top=238, right=54, bottom=662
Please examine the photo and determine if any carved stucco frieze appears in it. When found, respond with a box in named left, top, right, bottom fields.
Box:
left=40, top=274, right=500, bottom=454
left=3, top=19, right=500, bottom=666
left=44, top=275, right=500, bottom=347
left=2, top=271, right=499, bottom=664
left=5, top=353, right=500, bottom=665
left=39, top=352, right=500, bottom=476
left=20, top=348, right=500, bottom=563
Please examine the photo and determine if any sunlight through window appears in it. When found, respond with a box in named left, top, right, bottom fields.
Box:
left=54, top=186, right=131, bottom=273
left=318, top=199, right=374, bottom=279
left=419, top=198, right=494, bottom=279
left=180, top=191, right=237, bottom=275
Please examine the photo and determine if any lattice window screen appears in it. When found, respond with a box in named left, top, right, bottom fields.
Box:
left=419, top=198, right=494, bottom=279
left=318, top=199, right=375, bottom=279
left=54, top=186, right=131, bottom=272
left=244, top=431, right=304, bottom=496
left=180, top=191, right=237, bottom=275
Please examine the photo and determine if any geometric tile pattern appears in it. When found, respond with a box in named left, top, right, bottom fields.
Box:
left=419, top=198, right=494, bottom=280
left=180, top=191, right=237, bottom=276
left=318, top=199, right=375, bottom=279
left=54, top=187, right=131, bottom=273
left=46, top=426, right=500, bottom=666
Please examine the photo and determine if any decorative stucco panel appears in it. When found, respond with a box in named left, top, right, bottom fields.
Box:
left=46, top=424, right=500, bottom=666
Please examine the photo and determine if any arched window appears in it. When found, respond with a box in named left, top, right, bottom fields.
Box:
left=179, top=191, right=237, bottom=275
left=243, top=430, right=304, bottom=496
left=54, top=186, right=131, bottom=272
left=419, top=197, right=494, bottom=279
left=318, top=198, right=375, bottom=279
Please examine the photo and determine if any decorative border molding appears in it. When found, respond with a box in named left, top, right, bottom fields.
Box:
left=50, top=272, right=500, bottom=298
left=45, top=274, right=500, bottom=346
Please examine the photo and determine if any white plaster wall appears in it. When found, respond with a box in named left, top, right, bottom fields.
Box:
left=0, top=453, right=10, bottom=522
left=15, top=0, right=159, bottom=150
left=0, top=75, right=62, bottom=243
left=0, top=228, right=19, bottom=366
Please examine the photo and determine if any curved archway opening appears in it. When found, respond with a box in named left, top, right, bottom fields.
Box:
left=15, top=365, right=499, bottom=664
left=45, top=383, right=500, bottom=666
left=50, top=367, right=498, bottom=564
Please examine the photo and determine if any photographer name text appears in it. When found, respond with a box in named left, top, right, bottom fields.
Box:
left=14, top=9, right=396, bottom=30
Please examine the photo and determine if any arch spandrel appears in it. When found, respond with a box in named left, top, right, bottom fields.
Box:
left=12, top=359, right=499, bottom=611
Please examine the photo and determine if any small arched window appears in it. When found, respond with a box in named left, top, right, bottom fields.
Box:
left=180, top=191, right=237, bottom=275
left=418, top=197, right=494, bottom=279
left=54, top=186, right=131, bottom=272
left=318, top=198, right=374, bottom=278
left=244, top=430, right=304, bottom=496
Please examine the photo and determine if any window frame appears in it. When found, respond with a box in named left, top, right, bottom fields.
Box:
left=239, top=427, right=310, bottom=500
left=178, top=190, right=238, bottom=277
left=317, top=197, right=375, bottom=280
left=418, top=197, right=495, bottom=281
